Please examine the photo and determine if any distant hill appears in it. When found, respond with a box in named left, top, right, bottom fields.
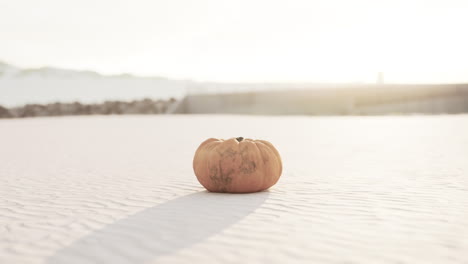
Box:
left=0, top=61, right=169, bottom=80
left=0, top=61, right=190, bottom=107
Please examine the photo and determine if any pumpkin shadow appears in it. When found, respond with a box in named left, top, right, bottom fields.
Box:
left=46, top=190, right=269, bottom=264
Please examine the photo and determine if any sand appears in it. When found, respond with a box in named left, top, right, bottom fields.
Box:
left=1, top=115, right=467, bottom=264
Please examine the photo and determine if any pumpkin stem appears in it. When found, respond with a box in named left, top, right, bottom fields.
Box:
left=236, top=137, right=244, bottom=142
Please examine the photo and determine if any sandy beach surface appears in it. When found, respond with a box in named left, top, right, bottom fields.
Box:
left=1, top=115, right=467, bottom=264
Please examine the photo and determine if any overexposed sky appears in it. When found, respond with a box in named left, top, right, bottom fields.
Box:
left=1, top=0, right=467, bottom=83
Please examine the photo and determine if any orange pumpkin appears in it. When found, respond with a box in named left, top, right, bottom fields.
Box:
left=193, top=137, right=282, bottom=193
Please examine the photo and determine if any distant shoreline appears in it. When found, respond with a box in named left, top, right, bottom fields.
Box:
left=0, top=98, right=177, bottom=119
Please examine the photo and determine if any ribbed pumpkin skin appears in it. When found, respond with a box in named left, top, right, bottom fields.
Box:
left=193, top=137, right=282, bottom=193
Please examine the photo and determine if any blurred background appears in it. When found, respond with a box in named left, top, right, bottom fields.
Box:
left=1, top=0, right=468, bottom=117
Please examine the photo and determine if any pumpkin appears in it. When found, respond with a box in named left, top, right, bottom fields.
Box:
left=193, top=137, right=282, bottom=193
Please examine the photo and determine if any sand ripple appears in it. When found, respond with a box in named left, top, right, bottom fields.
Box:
left=0, top=115, right=467, bottom=263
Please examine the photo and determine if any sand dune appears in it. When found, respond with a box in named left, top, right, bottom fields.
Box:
left=1, top=115, right=467, bottom=263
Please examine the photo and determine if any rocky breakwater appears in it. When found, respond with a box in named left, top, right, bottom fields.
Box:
left=0, top=98, right=177, bottom=118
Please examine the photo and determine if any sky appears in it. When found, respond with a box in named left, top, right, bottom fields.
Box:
left=1, top=0, right=468, bottom=83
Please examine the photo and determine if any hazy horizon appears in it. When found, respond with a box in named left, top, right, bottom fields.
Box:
left=1, top=0, right=468, bottom=83
left=3, top=59, right=468, bottom=85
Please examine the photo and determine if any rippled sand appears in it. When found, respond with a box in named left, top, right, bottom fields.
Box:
left=1, top=115, right=467, bottom=264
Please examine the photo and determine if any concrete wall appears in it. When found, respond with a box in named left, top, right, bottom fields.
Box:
left=173, top=84, right=468, bottom=115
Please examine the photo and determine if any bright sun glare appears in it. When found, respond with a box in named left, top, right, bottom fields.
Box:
left=0, top=0, right=467, bottom=83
